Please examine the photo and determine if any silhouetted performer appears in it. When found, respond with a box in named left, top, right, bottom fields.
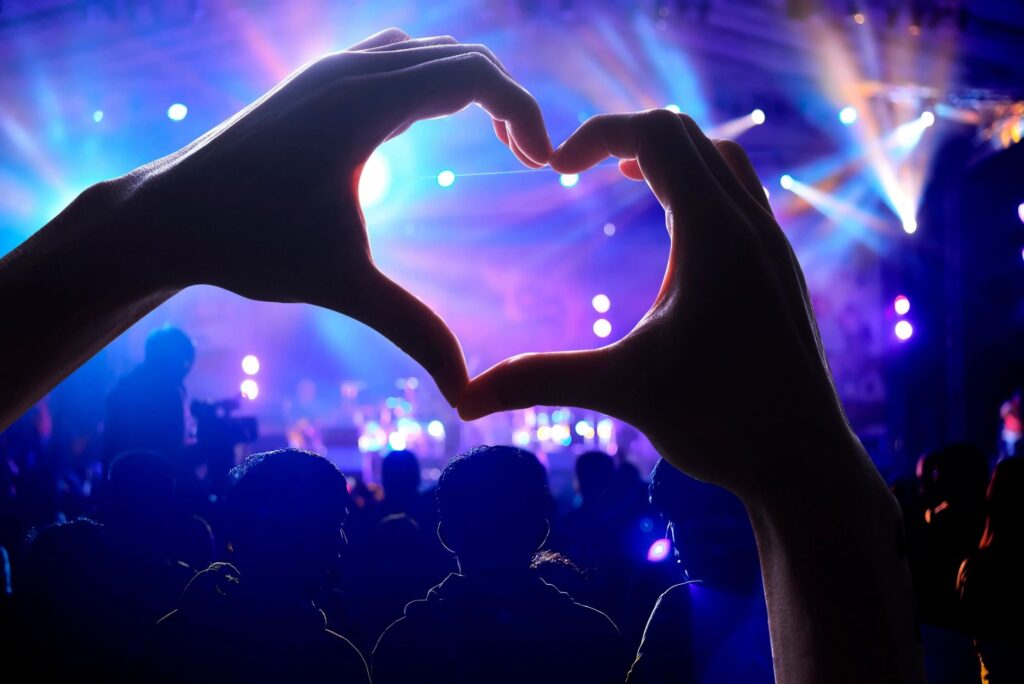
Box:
left=148, top=449, right=369, bottom=683
left=372, top=445, right=629, bottom=684
left=627, top=459, right=773, bottom=684
left=105, top=326, right=194, bottom=467
left=958, top=457, right=1024, bottom=683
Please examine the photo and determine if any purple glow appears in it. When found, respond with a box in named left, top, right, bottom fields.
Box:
left=647, top=538, right=672, bottom=562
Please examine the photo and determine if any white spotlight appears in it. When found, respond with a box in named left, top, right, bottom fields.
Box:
left=437, top=169, right=455, bottom=187
left=593, top=319, right=612, bottom=338
left=592, top=294, right=611, bottom=313
left=560, top=173, right=579, bottom=188
left=780, top=174, right=794, bottom=190
left=358, top=151, right=391, bottom=208
left=921, top=111, right=935, bottom=127
left=167, top=103, right=188, bottom=121
left=750, top=109, right=766, bottom=125
left=839, top=106, right=858, bottom=125
left=665, top=104, right=681, bottom=114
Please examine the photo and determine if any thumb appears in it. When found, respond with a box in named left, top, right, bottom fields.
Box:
left=345, top=269, right=468, bottom=408
left=458, top=348, right=622, bottom=421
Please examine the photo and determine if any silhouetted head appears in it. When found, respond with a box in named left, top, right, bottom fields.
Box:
left=649, top=459, right=758, bottom=590
left=226, top=448, right=351, bottom=594
left=575, top=450, right=615, bottom=503
left=916, top=443, right=989, bottom=513
left=437, top=445, right=550, bottom=573
left=143, top=326, right=195, bottom=382
left=382, top=449, right=421, bottom=507
left=983, top=457, right=1024, bottom=546
left=105, top=450, right=174, bottom=524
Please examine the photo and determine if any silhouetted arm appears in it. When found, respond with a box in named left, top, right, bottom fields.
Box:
left=460, top=110, right=925, bottom=683
left=0, top=27, right=555, bottom=431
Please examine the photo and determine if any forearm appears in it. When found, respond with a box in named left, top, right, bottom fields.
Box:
left=740, top=430, right=925, bottom=684
left=0, top=179, right=178, bottom=430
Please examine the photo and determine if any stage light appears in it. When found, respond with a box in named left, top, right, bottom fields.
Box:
left=603, top=222, right=616, bottom=236
left=750, top=109, right=766, bottom=125
left=647, top=538, right=672, bottom=563
left=780, top=174, right=794, bottom=190
left=436, top=169, right=455, bottom=187
left=853, top=12, right=865, bottom=24
left=536, top=425, right=552, bottom=442
left=575, top=420, right=595, bottom=439
left=1019, top=202, right=1024, bottom=224
left=592, top=294, right=611, bottom=313
left=665, top=104, right=681, bottom=114
left=894, top=295, right=910, bottom=315
left=427, top=420, right=445, bottom=440
left=92, top=110, right=104, bottom=123
left=388, top=431, right=407, bottom=451
left=512, top=429, right=531, bottom=446
left=240, top=379, right=259, bottom=400
left=593, top=319, right=612, bottom=338
left=241, top=354, right=260, bottom=375
left=895, top=320, right=914, bottom=341
left=902, top=216, right=917, bottom=234
left=839, top=106, right=858, bottom=125
left=596, top=419, right=613, bottom=441
left=921, top=111, right=935, bottom=127
left=358, top=151, right=391, bottom=209
left=167, top=103, right=188, bottom=121
left=551, top=423, right=572, bottom=447
left=560, top=173, right=579, bottom=188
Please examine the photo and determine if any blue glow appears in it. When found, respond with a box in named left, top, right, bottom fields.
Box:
left=92, top=110, right=104, bottom=123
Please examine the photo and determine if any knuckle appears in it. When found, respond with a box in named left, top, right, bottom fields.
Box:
left=641, top=107, right=682, bottom=130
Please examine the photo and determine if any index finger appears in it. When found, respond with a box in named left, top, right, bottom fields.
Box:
left=550, top=109, right=724, bottom=211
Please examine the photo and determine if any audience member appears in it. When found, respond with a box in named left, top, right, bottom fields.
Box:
left=147, top=448, right=370, bottom=683
left=372, top=445, right=630, bottom=684
left=627, top=459, right=772, bottom=683
left=957, top=457, right=1024, bottom=683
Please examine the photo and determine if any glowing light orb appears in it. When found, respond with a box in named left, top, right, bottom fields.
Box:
left=358, top=151, right=391, bottom=209
left=559, top=173, right=579, bottom=188
left=596, top=419, right=613, bottom=441
left=536, top=425, right=552, bottom=442
left=839, top=106, right=858, bottom=125
left=512, top=429, right=531, bottom=447
left=241, top=355, right=260, bottom=375
left=437, top=169, right=455, bottom=187
left=762, top=185, right=770, bottom=200
left=167, top=103, right=188, bottom=121
left=593, top=319, right=612, bottom=338
left=1017, top=202, right=1023, bottom=224
left=902, top=217, right=917, bottom=234
left=592, top=294, right=611, bottom=313
left=575, top=420, right=595, bottom=439
left=894, top=295, right=910, bottom=316
left=427, top=420, right=445, bottom=440
left=895, top=320, right=914, bottom=341
left=665, top=104, right=681, bottom=114
left=388, top=431, right=407, bottom=451
left=780, top=174, right=794, bottom=190
left=647, top=538, right=672, bottom=562
left=750, top=109, right=766, bottom=125
left=853, top=12, right=865, bottom=24
left=240, top=379, right=259, bottom=400
left=92, top=110, right=104, bottom=123
left=603, top=222, right=616, bottom=236
left=921, top=111, right=935, bottom=127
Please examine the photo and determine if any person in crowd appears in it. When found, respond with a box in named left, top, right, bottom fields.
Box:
left=627, top=459, right=772, bottom=683
left=908, top=443, right=989, bottom=628
left=957, top=456, right=1024, bottom=683
left=372, top=445, right=630, bottom=683
left=0, top=28, right=926, bottom=683
left=147, top=448, right=369, bottom=683
left=999, top=390, right=1021, bottom=457
left=105, top=326, right=194, bottom=467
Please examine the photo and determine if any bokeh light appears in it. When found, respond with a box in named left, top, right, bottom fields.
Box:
left=167, top=103, right=188, bottom=121
left=592, top=294, right=611, bottom=313
left=559, top=173, right=579, bottom=188
left=893, top=295, right=910, bottom=316
left=647, top=538, right=672, bottom=562
left=665, top=103, right=681, bottom=113
left=427, top=420, right=445, bottom=439
left=603, top=222, right=616, bottom=236
left=358, top=151, right=391, bottom=209
left=780, top=174, right=794, bottom=190
left=240, top=378, right=259, bottom=400
left=436, top=169, right=455, bottom=188
left=593, top=319, right=612, bottom=338
left=839, top=106, right=858, bottom=125
left=92, top=110, right=104, bottom=123
left=895, top=320, right=914, bottom=341
left=750, top=108, right=766, bottom=125
left=241, top=354, right=260, bottom=375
